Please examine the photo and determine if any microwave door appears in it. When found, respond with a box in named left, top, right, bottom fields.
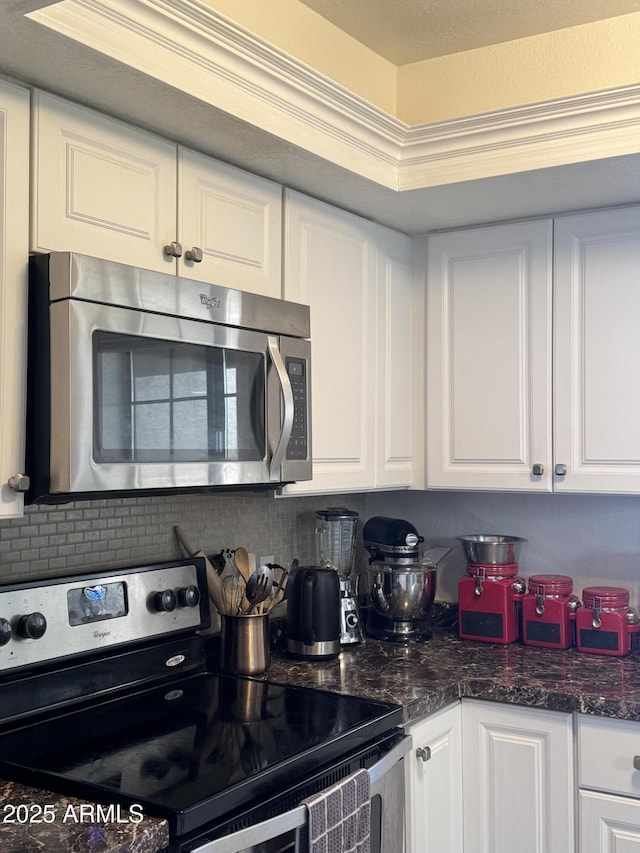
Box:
left=47, top=300, right=274, bottom=495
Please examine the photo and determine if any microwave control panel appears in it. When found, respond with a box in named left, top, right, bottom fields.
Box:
left=286, top=357, right=308, bottom=460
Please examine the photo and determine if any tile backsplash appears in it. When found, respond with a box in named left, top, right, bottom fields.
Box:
left=0, top=492, right=369, bottom=582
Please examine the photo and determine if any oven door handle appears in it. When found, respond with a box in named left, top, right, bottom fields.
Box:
left=191, top=734, right=411, bottom=853
left=267, top=335, right=294, bottom=482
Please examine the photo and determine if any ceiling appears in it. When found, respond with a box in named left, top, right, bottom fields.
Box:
left=299, top=0, right=640, bottom=63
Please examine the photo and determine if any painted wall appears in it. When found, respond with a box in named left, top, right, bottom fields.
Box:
left=369, top=489, right=640, bottom=609
left=397, top=13, right=640, bottom=123
left=202, top=2, right=640, bottom=124
left=200, top=0, right=397, bottom=114
left=2, top=488, right=640, bottom=617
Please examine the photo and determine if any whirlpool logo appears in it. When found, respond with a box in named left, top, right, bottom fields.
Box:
left=200, top=293, right=222, bottom=310
left=93, top=629, right=111, bottom=641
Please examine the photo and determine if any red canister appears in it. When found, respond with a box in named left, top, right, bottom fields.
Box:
left=575, top=586, right=640, bottom=657
left=458, top=563, right=526, bottom=644
left=522, top=574, right=579, bottom=649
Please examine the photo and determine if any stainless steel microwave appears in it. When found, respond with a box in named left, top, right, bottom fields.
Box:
left=25, top=253, right=311, bottom=503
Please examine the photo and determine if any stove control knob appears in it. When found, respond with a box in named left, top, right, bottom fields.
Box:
left=0, top=618, right=11, bottom=646
left=178, top=586, right=200, bottom=608
left=154, top=590, right=177, bottom=613
left=18, top=612, right=47, bottom=640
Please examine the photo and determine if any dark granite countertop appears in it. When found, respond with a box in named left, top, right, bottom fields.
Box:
left=0, top=780, right=169, bottom=853
left=263, top=624, right=640, bottom=724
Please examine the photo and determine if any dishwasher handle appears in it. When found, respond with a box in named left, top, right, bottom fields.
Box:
left=191, top=734, right=411, bottom=853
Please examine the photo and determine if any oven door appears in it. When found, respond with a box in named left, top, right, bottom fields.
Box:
left=41, top=298, right=304, bottom=496
left=185, top=734, right=410, bottom=853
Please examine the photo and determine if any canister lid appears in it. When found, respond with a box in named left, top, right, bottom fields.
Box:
left=466, top=562, right=519, bottom=578
left=528, top=574, right=573, bottom=596
left=582, top=586, right=630, bottom=609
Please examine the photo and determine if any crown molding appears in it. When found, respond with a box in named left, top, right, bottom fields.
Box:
left=28, top=0, right=640, bottom=192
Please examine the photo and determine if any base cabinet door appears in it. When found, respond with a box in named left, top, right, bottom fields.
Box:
left=405, top=703, right=463, bottom=853
left=578, top=713, right=640, bottom=852
left=462, top=699, right=574, bottom=853
left=580, top=791, right=640, bottom=852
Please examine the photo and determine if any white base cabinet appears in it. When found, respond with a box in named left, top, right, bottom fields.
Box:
left=0, top=80, right=30, bottom=518
left=461, top=700, right=574, bottom=853
left=405, top=703, right=463, bottom=853
left=578, top=714, right=640, bottom=852
left=580, top=791, right=640, bottom=852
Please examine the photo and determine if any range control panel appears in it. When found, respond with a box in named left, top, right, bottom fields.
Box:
left=0, top=559, right=210, bottom=673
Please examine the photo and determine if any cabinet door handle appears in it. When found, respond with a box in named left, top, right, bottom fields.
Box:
left=185, top=246, right=203, bottom=263
left=8, top=474, right=30, bottom=493
left=164, top=241, right=183, bottom=258
left=633, top=756, right=640, bottom=771
left=532, top=463, right=544, bottom=476
left=554, top=463, right=567, bottom=476
left=416, top=746, right=431, bottom=762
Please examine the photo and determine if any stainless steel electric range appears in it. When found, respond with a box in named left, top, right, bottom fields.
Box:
left=0, top=559, right=408, bottom=853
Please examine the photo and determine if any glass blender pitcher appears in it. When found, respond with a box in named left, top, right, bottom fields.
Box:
left=315, top=508, right=363, bottom=644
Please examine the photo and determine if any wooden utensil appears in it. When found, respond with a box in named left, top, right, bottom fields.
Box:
left=174, top=525, right=225, bottom=615
left=234, top=547, right=251, bottom=583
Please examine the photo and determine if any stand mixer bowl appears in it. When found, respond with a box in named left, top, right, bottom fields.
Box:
left=367, top=559, right=437, bottom=637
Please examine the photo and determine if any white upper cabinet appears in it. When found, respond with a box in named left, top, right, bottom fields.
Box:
left=282, top=191, right=420, bottom=495
left=31, top=91, right=283, bottom=296
left=426, top=220, right=553, bottom=491
left=554, top=207, right=640, bottom=493
left=426, top=207, right=640, bottom=495
left=0, top=80, right=30, bottom=518
left=282, top=190, right=377, bottom=495
left=375, top=225, right=421, bottom=489
left=178, top=149, right=282, bottom=296
left=31, top=91, right=177, bottom=273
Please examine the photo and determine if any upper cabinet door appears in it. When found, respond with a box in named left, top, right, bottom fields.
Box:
left=0, top=81, right=29, bottom=518
left=31, top=91, right=177, bottom=272
left=375, top=225, right=420, bottom=489
left=554, top=207, right=640, bottom=493
left=426, top=220, right=553, bottom=491
left=178, top=150, right=282, bottom=297
left=283, top=190, right=376, bottom=495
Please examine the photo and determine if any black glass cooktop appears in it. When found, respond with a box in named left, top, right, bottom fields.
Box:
left=0, top=671, right=402, bottom=835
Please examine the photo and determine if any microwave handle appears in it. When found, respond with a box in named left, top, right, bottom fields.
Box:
left=267, top=335, right=294, bottom=481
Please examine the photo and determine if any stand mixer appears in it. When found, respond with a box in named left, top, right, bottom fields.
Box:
left=363, top=516, right=451, bottom=641
left=315, top=508, right=364, bottom=645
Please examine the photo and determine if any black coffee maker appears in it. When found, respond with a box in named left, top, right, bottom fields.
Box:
left=286, top=566, right=341, bottom=660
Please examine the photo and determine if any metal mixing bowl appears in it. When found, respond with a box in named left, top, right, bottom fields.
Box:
left=457, top=534, right=526, bottom=565
left=367, top=561, right=437, bottom=623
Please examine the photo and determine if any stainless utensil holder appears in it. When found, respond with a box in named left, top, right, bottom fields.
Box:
left=220, top=614, right=270, bottom=675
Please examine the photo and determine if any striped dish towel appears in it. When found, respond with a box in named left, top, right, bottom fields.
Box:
left=300, top=768, right=371, bottom=853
